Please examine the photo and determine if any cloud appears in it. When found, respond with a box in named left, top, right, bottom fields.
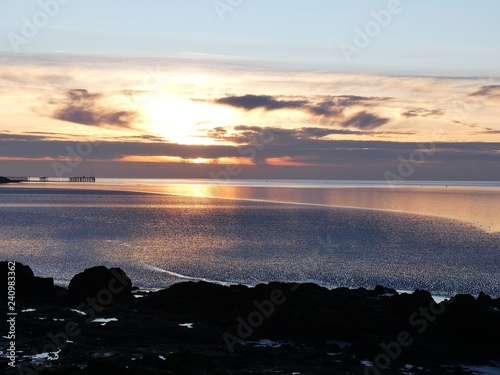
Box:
left=214, top=94, right=390, bottom=119
left=401, top=108, right=444, bottom=118
left=1, top=132, right=499, bottom=180
left=111, top=134, right=167, bottom=142
left=477, top=127, right=500, bottom=135
left=1, top=138, right=498, bottom=171
left=0, top=132, right=50, bottom=141
left=208, top=125, right=365, bottom=144
left=215, top=95, right=309, bottom=112
left=341, top=112, right=389, bottom=130
left=214, top=94, right=391, bottom=130
left=470, top=85, right=500, bottom=97
left=51, top=89, right=140, bottom=128
left=207, top=125, right=413, bottom=147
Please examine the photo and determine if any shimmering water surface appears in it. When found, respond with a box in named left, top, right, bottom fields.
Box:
left=0, top=180, right=499, bottom=297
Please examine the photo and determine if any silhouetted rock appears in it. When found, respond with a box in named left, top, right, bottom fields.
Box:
left=478, top=291, right=493, bottom=304
left=68, top=266, right=132, bottom=302
left=0, top=261, right=54, bottom=299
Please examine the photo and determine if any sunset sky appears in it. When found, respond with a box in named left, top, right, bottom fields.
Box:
left=1, top=0, right=499, bottom=180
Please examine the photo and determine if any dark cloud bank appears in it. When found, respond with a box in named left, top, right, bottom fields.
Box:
left=1, top=130, right=498, bottom=180
left=214, top=94, right=390, bottom=130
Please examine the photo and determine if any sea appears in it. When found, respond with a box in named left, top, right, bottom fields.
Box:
left=1, top=179, right=499, bottom=297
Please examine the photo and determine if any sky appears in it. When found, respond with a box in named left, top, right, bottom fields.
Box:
left=0, top=0, right=499, bottom=180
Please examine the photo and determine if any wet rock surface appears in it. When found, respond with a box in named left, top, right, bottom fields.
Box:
left=1, top=264, right=499, bottom=374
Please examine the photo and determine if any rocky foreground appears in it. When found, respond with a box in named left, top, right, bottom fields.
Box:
left=1, top=262, right=499, bottom=374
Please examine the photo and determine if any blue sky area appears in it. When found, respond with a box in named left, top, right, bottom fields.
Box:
left=1, top=0, right=499, bottom=75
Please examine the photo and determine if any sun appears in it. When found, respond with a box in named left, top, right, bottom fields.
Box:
left=142, top=94, right=234, bottom=145
left=190, top=157, right=210, bottom=164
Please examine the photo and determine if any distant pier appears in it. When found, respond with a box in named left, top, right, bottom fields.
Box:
left=1, top=176, right=96, bottom=183
left=69, top=176, right=96, bottom=183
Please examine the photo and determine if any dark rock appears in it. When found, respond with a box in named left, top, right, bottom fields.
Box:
left=68, top=266, right=132, bottom=302
left=478, top=291, right=493, bottom=304
left=372, top=284, right=397, bottom=296
left=0, top=261, right=54, bottom=299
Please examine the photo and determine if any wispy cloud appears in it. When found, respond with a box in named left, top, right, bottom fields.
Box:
left=470, top=85, right=500, bottom=97
left=208, top=125, right=366, bottom=145
left=401, top=108, right=444, bottom=118
left=341, top=111, right=389, bottom=130
left=49, top=89, right=141, bottom=128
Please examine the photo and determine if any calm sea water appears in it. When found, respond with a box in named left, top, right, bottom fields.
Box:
left=1, top=179, right=499, bottom=297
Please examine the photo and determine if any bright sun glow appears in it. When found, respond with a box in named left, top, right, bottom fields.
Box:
left=142, top=94, right=235, bottom=145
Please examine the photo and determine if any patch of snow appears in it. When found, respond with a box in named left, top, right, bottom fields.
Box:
left=71, top=309, right=86, bottom=316
left=179, top=323, right=194, bottom=329
left=53, top=318, right=65, bottom=321
left=133, top=295, right=144, bottom=298
left=159, top=355, right=166, bottom=361
left=21, top=308, right=36, bottom=312
left=361, top=360, right=374, bottom=367
left=28, top=349, right=61, bottom=363
left=91, top=318, right=117, bottom=326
